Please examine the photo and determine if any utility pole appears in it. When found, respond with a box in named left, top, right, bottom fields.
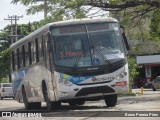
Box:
left=14, top=15, right=23, bottom=41
left=4, top=15, right=23, bottom=44
left=44, top=0, right=48, bottom=20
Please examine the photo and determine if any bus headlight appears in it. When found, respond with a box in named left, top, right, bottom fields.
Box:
left=59, top=78, right=73, bottom=86
left=115, top=71, right=127, bottom=81
left=63, top=79, right=73, bottom=86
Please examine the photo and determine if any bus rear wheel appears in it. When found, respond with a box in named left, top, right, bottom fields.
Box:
left=152, top=86, right=156, bottom=91
left=22, top=87, right=41, bottom=110
left=0, top=95, right=3, bottom=100
left=104, top=94, right=117, bottom=107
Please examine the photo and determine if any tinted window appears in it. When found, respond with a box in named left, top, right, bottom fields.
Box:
left=35, top=38, right=39, bottom=63
left=19, top=47, right=23, bottom=68
left=22, top=45, right=26, bottom=67
left=39, top=37, right=44, bottom=61
left=14, top=50, right=18, bottom=70
left=25, top=44, right=29, bottom=66
left=28, top=42, right=32, bottom=65
left=31, top=41, right=36, bottom=64
left=17, top=48, right=20, bottom=69
left=12, top=52, right=15, bottom=71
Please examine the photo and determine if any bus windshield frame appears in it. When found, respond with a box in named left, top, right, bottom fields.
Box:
left=50, top=22, right=126, bottom=69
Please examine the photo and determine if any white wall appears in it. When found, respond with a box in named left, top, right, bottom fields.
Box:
left=136, top=55, right=160, bottom=65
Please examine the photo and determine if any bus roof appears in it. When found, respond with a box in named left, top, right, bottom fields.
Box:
left=10, top=17, right=118, bottom=50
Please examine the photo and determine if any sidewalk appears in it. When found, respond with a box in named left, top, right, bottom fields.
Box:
left=132, top=88, right=159, bottom=95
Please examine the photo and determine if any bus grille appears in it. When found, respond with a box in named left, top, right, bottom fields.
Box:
left=75, top=86, right=115, bottom=97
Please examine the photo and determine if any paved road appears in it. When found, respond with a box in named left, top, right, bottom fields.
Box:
left=0, top=89, right=160, bottom=119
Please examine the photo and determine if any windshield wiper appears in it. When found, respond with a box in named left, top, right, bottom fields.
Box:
left=89, top=36, right=113, bottom=66
left=73, top=39, right=85, bottom=70
left=73, top=53, right=82, bottom=71
left=95, top=49, right=113, bottom=66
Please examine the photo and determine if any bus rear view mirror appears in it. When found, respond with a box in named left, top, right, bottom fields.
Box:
left=120, top=26, right=130, bottom=51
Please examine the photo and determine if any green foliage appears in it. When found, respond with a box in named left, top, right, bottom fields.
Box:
left=12, top=0, right=88, bottom=20
left=17, top=24, right=32, bottom=36
left=26, top=4, right=45, bottom=15
left=0, top=49, right=10, bottom=83
left=128, top=56, right=141, bottom=87
left=150, top=10, right=160, bottom=41
left=118, top=91, right=136, bottom=97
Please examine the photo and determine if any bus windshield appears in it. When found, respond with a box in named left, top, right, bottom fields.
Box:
left=51, top=22, right=125, bottom=68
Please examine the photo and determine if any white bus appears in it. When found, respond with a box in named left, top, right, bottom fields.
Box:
left=10, top=17, right=129, bottom=110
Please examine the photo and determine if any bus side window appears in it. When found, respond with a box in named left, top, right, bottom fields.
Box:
left=22, top=45, right=26, bottom=67
left=39, top=37, right=44, bottom=61
left=35, top=38, right=39, bottom=63
left=25, top=44, right=29, bottom=66
left=17, top=48, right=20, bottom=69
left=11, top=51, right=15, bottom=71
left=31, top=41, right=36, bottom=64
left=42, top=36, right=45, bottom=59
left=43, top=35, right=49, bottom=68
left=19, top=47, right=23, bottom=69
left=28, top=42, right=32, bottom=65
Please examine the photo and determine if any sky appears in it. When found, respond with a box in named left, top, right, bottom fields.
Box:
left=0, top=0, right=44, bottom=30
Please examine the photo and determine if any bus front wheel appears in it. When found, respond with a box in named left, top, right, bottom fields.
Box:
left=43, top=84, right=61, bottom=110
left=152, top=86, right=156, bottom=91
left=104, top=94, right=117, bottom=107
left=69, top=100, right=85, bottom=106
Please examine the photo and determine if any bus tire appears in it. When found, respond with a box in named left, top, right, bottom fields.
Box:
left=0, top=95, right=3, bottom=100
left=69, top=101, right=77, bottom=106
left=42, top=83, right=61, bottom=110
left=104, top=94, right=117, bottom=107
left=77, top=101, right=85, bottom=105
left=69, top=100, right=85, bottom=106
left=22, top=87, right=32, bottom=109
left=152, top=86, right=156, bottom=91
left=22, top=87, right=41, bottom=110
left=43, top=84, right=51, bottom=110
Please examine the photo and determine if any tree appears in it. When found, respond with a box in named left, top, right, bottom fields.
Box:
left=12, top=0, right=160, bottom=20
left=150, top=10, right=160, bottom=41
left=0, top=49, right=10, bottom=83
left=11, top=0, right=160, bottom=42
left=128, top=56, right=141, bottom=89
left=12, top=0, right=52, bottom=19
left=86, top=0, right=160, bottom=16
left=11, top=0, right=88, bottom=20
